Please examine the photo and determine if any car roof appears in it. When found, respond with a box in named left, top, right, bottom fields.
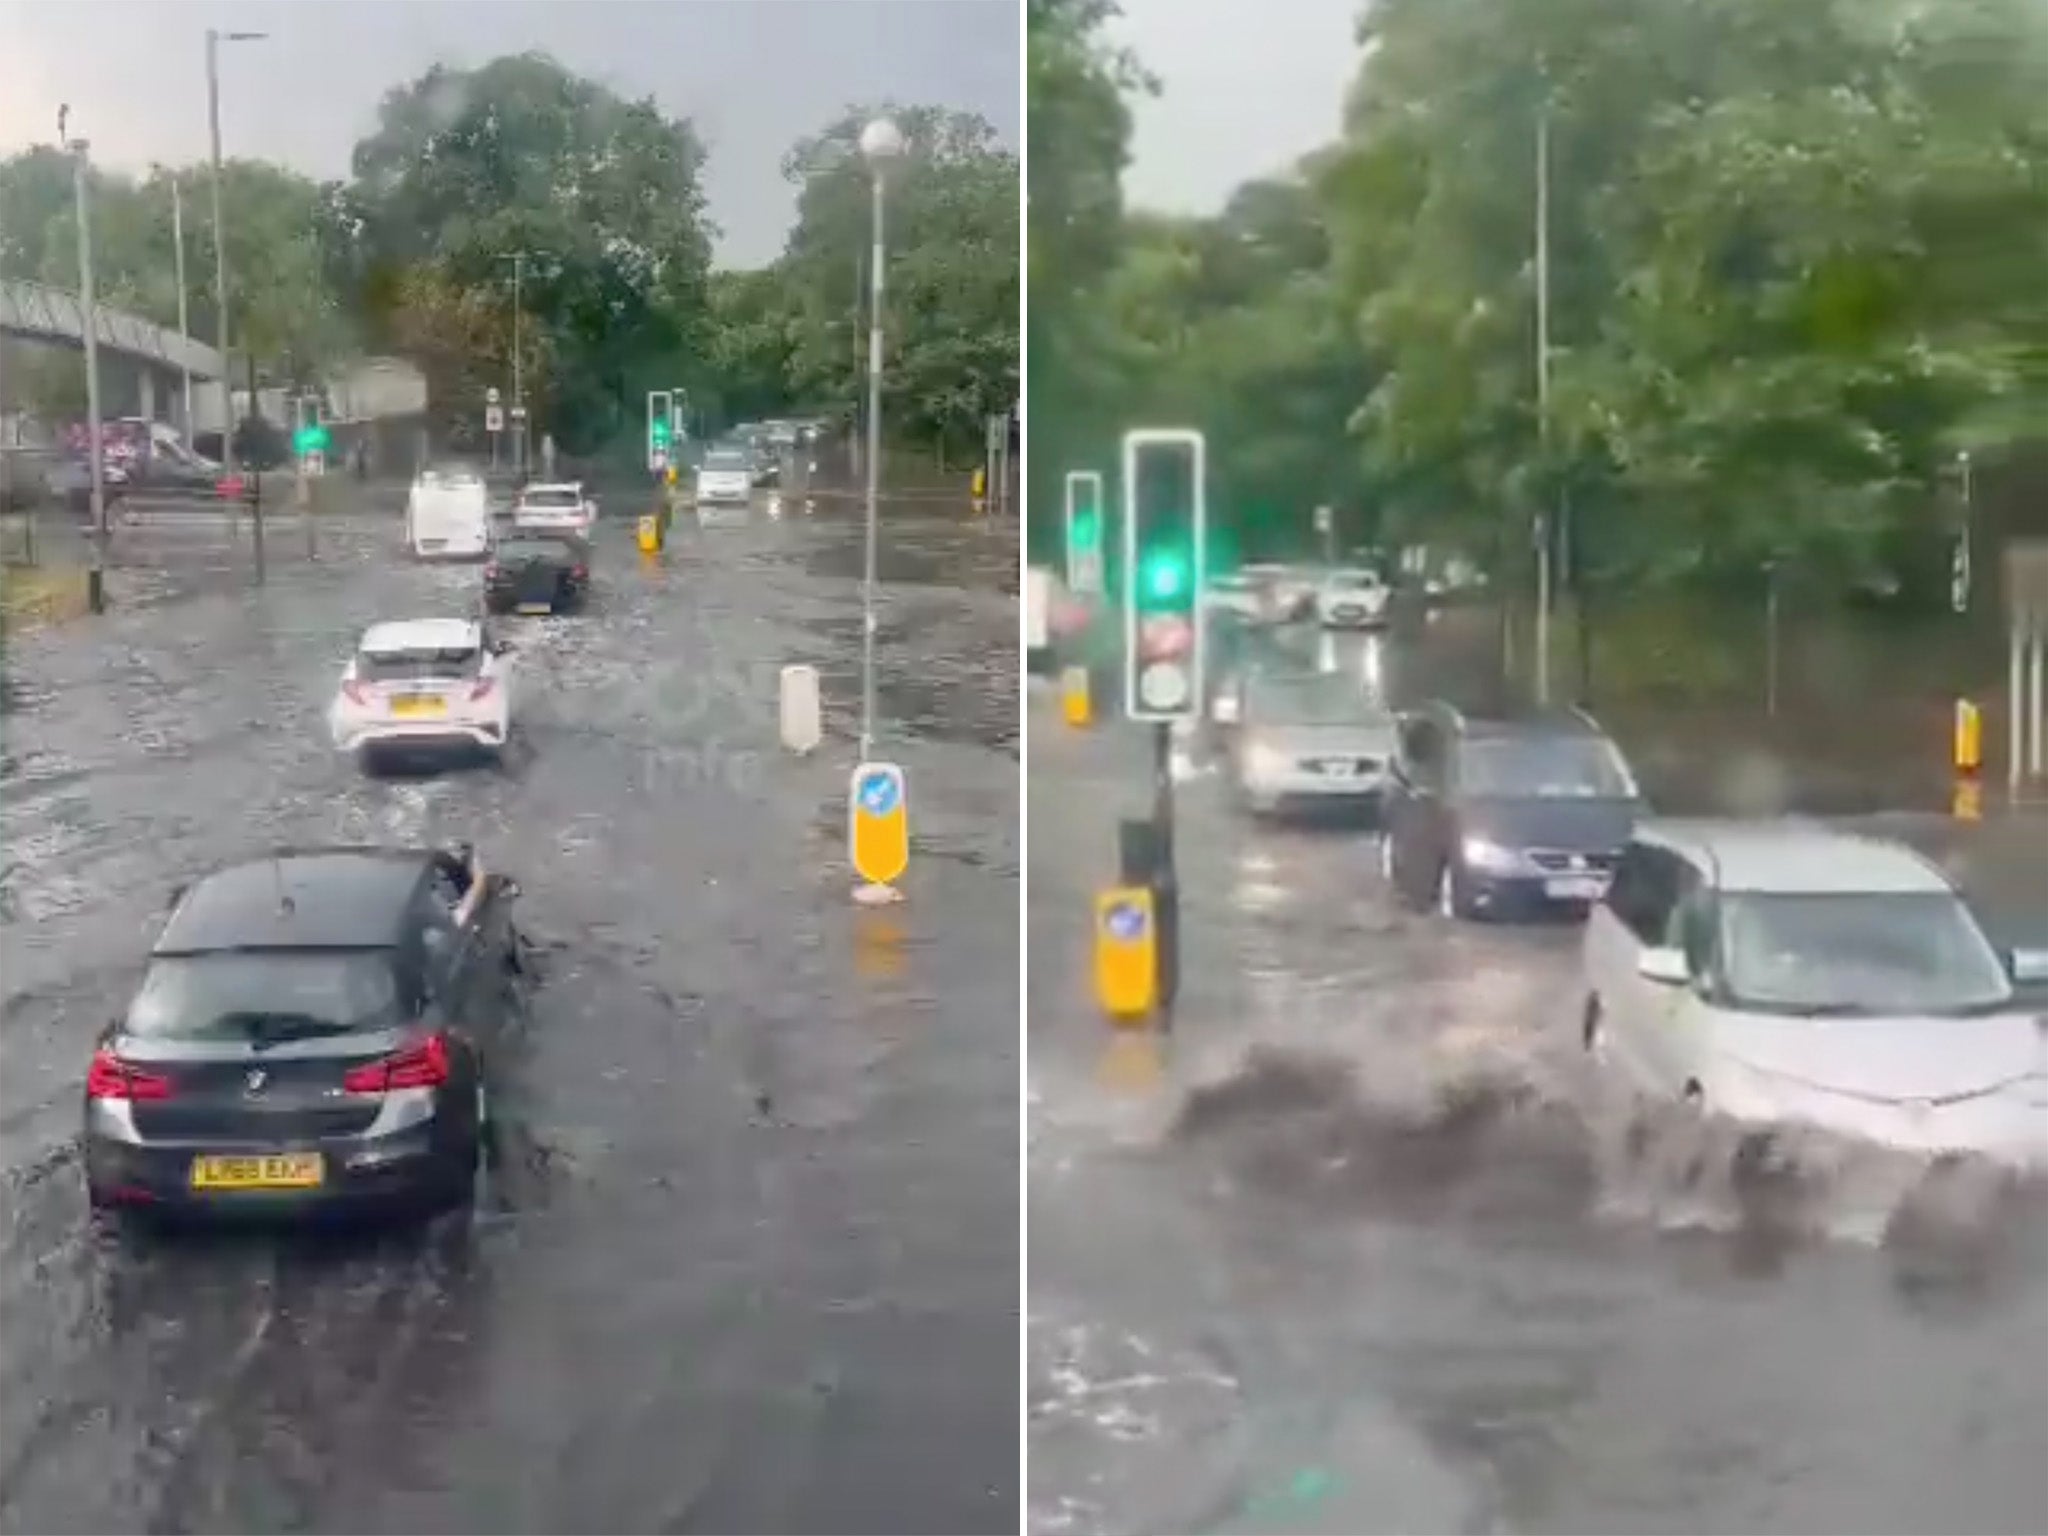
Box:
left=359, top=618, right=480, bottom=654
left=1634, top=819, right=1957, bottom=896
left=153, top=847, right=432, bottom=955
left=1430, top=701, right=1608, bottom=741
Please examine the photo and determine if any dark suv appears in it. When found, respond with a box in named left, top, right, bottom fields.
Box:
left=1380, top=703, right=1645, bottom=920
left=82, top=845, right=524, bottom=1223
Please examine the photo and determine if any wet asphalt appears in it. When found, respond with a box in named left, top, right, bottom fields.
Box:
left=0, top=494, right=1020, bottom=1534
left=1028, top=620, right=2048, bottom=1536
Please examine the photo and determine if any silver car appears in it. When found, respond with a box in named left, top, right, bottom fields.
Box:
left=1231, top=670, right=1399, bottom=818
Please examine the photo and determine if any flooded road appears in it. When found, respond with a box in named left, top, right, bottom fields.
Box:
left=0, top=499, right=1019, bottom=1534
left=1027, top=624, right=2048, bottom=1536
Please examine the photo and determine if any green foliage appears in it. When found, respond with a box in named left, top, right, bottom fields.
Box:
left=1034, top=0, right=2048, bottom=596
left=0, top=54, right=1014, bottom=465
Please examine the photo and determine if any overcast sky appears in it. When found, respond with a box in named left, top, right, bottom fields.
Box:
left=0, top=0, right=1018, bottom=267
left=1109, top=0, right=1360, bottom=213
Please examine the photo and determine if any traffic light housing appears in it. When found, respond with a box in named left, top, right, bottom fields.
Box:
left=1121, top=429, right=1206, bottom=721
left=645, top=390, right=673, bottom=470
left=1064, top=469, right=1105, bottom=595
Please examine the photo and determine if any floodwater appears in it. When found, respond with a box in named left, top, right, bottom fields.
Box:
left=0, top=496, right=1020, bottom=1534
left=1028, top=622, right=2048, bottom=1536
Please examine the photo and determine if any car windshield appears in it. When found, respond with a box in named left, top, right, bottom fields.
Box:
left=1460, top=736, right=1637, bottom=799
left=1252, top=673, right=1388, bottom=728
left=126, top=951, right=401, bottom=1042
left=704, top=451, right=748, bottom=471
left=1718, top=892, right=2015, bottom=1016
left=358, top=646, right=481, bottom=683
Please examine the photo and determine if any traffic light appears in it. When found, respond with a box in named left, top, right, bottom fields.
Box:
left=1121, top=429, right=1206, bottom=720
left=1064, top=469, right=1105, bottom=595
left=645, top=390, right=673, bottom=471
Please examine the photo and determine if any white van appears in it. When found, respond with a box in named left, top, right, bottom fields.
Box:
left=406, top=465, right=491, bottom=559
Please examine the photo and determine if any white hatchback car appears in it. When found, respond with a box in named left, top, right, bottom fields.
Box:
left=1315, top=569, right=1391, bottom=629
left=1581, top=819, right=2048, bottom=1168
left=512, top=481, right=595, bottom=536
left=329, top=618, right=516, bottom=766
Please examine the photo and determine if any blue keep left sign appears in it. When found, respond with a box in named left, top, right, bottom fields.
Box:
left=1104, top=900, right=1147, bottom=941
left=859, top=770, right=900, bottom=816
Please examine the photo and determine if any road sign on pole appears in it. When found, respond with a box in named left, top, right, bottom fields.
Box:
left=1064, top=469, right=1105, bottom=596
left=849, top=761, right=910, bottom=892
left=1121, top=429, right=1207, bottom=722
left=484, top=404, right=504, bottom=434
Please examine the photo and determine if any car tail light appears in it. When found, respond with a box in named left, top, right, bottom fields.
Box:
left=469, top=678, right=496, bottom=702
left=343, top=1032, right=451, bottom=1093
left=484, top=562, right=501, bottom=581
left=572, top=564, right=588, bottom=581
left=342, top=679, right=368, bottom=706
left=86, top=1047, right=173, bottom=1101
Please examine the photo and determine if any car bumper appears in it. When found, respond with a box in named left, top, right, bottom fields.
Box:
left=336, top=718, right=507, bottom=755
left=697, top=485, right=751, bottom=503
left=84, top=1122, right=459, bottom=1220
left=411, top=534, right=490, bottom=558
left=1244, top=771, right=1391, bottom=815
left=1456, top=869, right=1610, bottom=917
left=1708, top=1079, right=2048, bottom=1171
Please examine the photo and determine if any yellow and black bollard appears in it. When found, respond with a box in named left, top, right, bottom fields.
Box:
left=970, top=466, right=987, bottom=516
left=1953, top=698, right=1983, bottom=821
left=1062, top=664, right=1091, bottom=728
left=1094, top=885, right=1158, bottom=1024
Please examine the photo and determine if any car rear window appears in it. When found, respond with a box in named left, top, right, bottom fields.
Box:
left=358, top=647, right=482, bottom=683
left=125, top=951, right=402, bottom=1041
left=520, top=489, right=580, bottom=509
left=495, top=536, right=575, bottom=561
left=704, top=451, right=748, bottom=471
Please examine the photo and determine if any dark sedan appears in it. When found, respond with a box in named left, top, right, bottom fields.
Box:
left=1382, top=705, right=1645, bottom=920
left=83, top=845, right=524, bottom=1224
left=485, top=530, right=590, bottom=615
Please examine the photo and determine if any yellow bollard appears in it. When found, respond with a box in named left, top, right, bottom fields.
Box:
left=1062, top=664, right=1091, bottom=728
left=971, top=466, right=987, bottom=515
left=1094, top=886, right=1157, bottom=1023
left=1953, top=698, right=1982, bottom=775
left=637, top=513, right=662, bottom=556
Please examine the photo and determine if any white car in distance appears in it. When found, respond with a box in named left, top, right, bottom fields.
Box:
left=695, top=447, right=753, bottom=506
left=1316, top=568, right=1392, bottom=629
left=330, top=618, right=517, bottom=768
left=1581, top=819, right=2048, bottom=1169
left=512, top=480, right=595, bottom=536
left=405, top=464, right=491, bottom=559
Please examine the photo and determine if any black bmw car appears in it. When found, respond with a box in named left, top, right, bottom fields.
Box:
left=484, top=529, right=590, bottom=615
left=83, top=845, right=524, bottom=1223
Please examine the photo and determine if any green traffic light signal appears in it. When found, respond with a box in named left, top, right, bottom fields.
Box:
left=651, top=419, right=672, bottom=445
left=1072, top=510, right=1100, bottom=549
left=1139, top=548, right=1189, bottom=606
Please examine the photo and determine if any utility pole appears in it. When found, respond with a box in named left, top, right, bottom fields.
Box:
left=850, top=247, right=865, bottom=485
left=511, top=251, right=525, bottom=477
left=64, top=114, right=108, bottom=614
left=207, top=30, right=232, bottom=467
left=246, top=350, right=264, bottom=583
left=1533, top=100, right=1554, bottom=707
left=171, top=176, right=193, bottom=441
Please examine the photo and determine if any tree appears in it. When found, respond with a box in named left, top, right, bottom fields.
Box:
left=347, top=52, right=714, bottom=455
left=775, top=105, right=1018, bottom=463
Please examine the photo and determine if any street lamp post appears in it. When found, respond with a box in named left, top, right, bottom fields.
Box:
left=857, top=117, right=903, bottom=763
left=1533, top=99, right=1554, bottom=707
left=170, top=175, right=193, bottom=439
left=505, top=251, right=526, bottom=476
left=206, top=27, right=266, bottom=475
left=62, top=113, right=108, bottom=613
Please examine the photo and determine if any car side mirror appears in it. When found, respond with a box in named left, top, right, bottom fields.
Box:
left=2007, top=947, right=2048, bottom=985
left=1638, top=946, right=1690, bottom=986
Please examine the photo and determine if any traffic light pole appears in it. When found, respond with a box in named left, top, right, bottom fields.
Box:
left=1151, top=720, right=1180, bottom=1025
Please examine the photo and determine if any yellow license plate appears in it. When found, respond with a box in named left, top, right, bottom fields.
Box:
left=517, top=601, right=552, bottom=614
left=390, top=695, right=446, bottom=718
left=190, top=1152, right=325, bottom=1190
